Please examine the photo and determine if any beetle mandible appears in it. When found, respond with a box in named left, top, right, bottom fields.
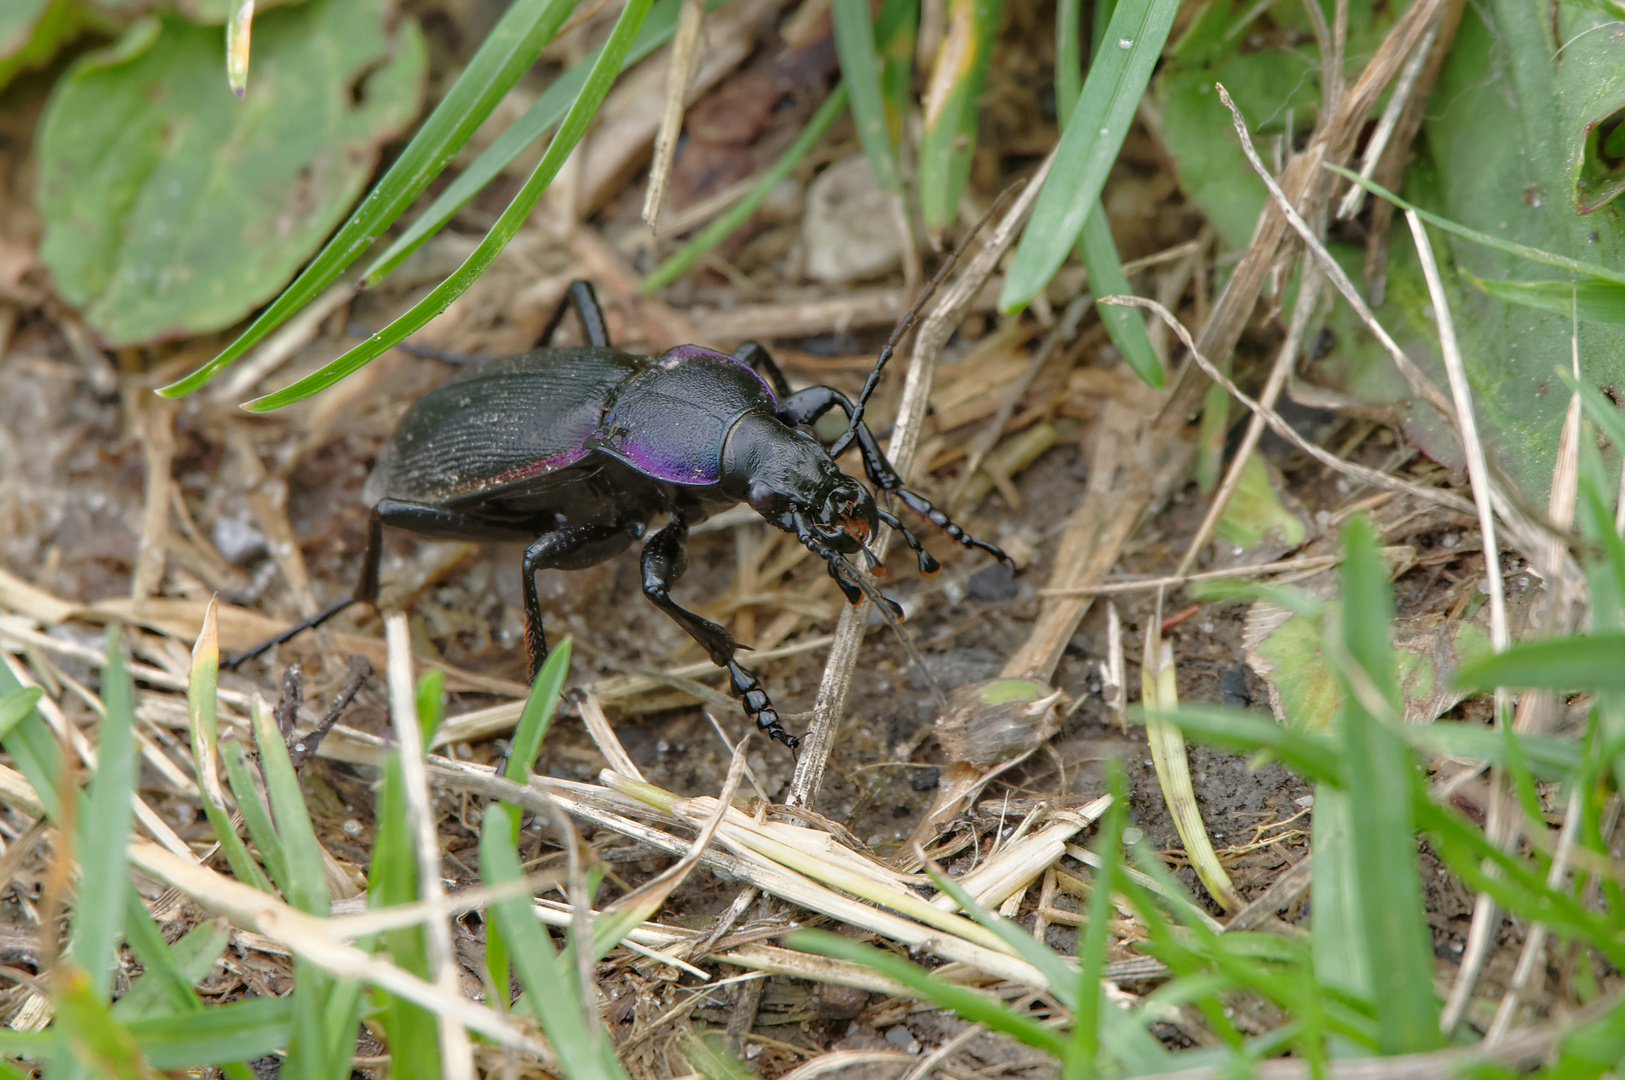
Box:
left=228, top=281, right=1009, bottom=750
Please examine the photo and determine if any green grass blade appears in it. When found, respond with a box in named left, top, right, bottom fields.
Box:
left=367, top=751, right=441, bottom=1080
left=998, top=0, right=1179, bottom=310
left=1337, top=515, right=1441, bottom=1052
left=126, top=997, right=294, bottom=1070
left=0, top=660, right=65, bottom=823
left=71, top=629, right=138, bottom=1000
left=0, top=686, right=41, bottom=741
left=1453, top=634, right=1625, bottom=692
left=115, top=891, right=230, bottom=1021
left=363, top=0, right=687, bottom=285
left=924, top=869, right=1080, bottom=1010
left=1464, top=272, right=1625, bottom=323
left=918, top=0, right=1000, bottom=230
left=416, top=667, right=446, bottom=745
left=1068, top=764, right=1127, bottom=1080
left=221, top=737, right=288, bottom=892
left=1398, top=723, right=1581, bottom=779
left=1055, top=0, right=1161, bottom=388
left=786, top=929, right=1071, bottom=1059
left=480, top=802, right=629, bottom=1080
left=1140, top=706, right=1344, bottom=784
left=503, top=638, right=571, bottom=787
left=876, top=0, right=916, bottom=143
left=643, top=83, right=848, bottom=292
left=831, top=0, right=900, bottom=194
left=1558, top=367, right=1625, bottom=454
left=250, top=696, right=328, bottom=915
left=244, top=0, right=654, bottom=412
left=1079, top=209, right=1163, bottom=387
left=159, top=0, right=582, bottom=398
left=1327, top=166, right=1625, bottom=287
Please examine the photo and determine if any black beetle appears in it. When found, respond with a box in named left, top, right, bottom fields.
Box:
left=229, top=281, right=1008, bottom=750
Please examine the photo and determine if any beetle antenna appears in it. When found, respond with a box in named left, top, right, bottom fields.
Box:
left=792, top=513, right=947, bottom=706
left=829, top=182, right=1024, bottom=460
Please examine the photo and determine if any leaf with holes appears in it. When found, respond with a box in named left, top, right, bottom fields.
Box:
left=36, top=0, right=425, bottom=346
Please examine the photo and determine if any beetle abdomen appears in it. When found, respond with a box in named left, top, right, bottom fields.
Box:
left=365, top=346, right=651, bottom=505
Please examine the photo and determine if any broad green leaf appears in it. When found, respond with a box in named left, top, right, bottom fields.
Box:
left=998, top=0, right=1178, bottom=308
left=364, top=0, right=687, bottom=285
left=159, top=0, right=579, bottom=396
left=1216, top=453, right=1306, bottom=549
left=115, top=902, right=232, bottom=1021
left=1312, top=0, right=1625, bottom=501
left=1463, top=272, right=1625, bottom=323
left=36, top=0, right=426, bottom=346
left=918, top=0, right=1000, bottom=230
left=244, top=0, right=654, bottom=411
left=0, top=0, right=97, bottom=93
left=832, top=0, right=900, bottom=194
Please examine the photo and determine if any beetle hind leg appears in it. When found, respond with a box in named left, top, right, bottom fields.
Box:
left=639, top=516, right=798, bottom=750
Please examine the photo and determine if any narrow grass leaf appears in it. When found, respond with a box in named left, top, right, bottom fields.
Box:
left=250, top=696, right=328, bottom=915
left=364, top=0, right=688, bottom=285
left=1327, top=167, right=1625, bottom=287
left=1454, top=634, right=1625, bottom=692
left=926, top=869, right=1079, bottom=1009
left=503, top=638, right=571, bottom=786
left=1056, top=0, right=1161, bottom=388
left=1070, top=763, right=1125, bottom=1079
left=876, top=0, right=916, bottom=142
left=1337, top=516, right=1441, bottom=1052
left=0, top=660, right=65, bottom=822
left=1080, top=211, right=1163, bottom=387
left=56, top=970, right=149, bottom=1080
left=1400, top=723, right=1581, bottom=779
left=221, top=737, right=288, bottom=892
left=999, top=0, right=1179, bottom=309
left=367, top=752, right=440, bottom=1080
left=1464, top=272, right=1625, bottom=323
left=480, top=802, right=628, bottom=1080
left=72, top=629, right=138, bottom=1000
left=918, top=0, right=999, bottom=230
left=188, top=601, right=272, bottom=892
left=785, top=929, right=1071, bottom=1059
left=159, top=0, right=580, bottom=397
left=1418, top=798, right=1625, bottom=969
left=0, top=686, right=41, bottom=741
left=244, top=0, right=654, bottom=411
left=831, top=0, right=900, bottom=193
left=1139, top=706, right=1343, bottom=784
left=1559, top=367, right=1625, bottom=455
left=416, top=667, right=445, bottom=745
left=126, top=998, right=293, bottom=1070
left=115, top=892, right=230, bottom=1021
left=643, top=83, right=847, bottom=291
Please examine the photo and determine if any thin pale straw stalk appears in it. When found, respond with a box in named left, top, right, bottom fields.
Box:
left=384, top=613, right=473, bottom=1080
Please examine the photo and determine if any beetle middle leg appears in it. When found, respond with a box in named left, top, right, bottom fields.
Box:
left=520, top=523, right=640, bottom=679
left=639, top=516, right=798, bottom=750
left=778, top=385, right=1011, bottom=567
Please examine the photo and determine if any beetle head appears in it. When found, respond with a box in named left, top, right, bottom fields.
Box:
left=722, top=414, right=878, bottom=554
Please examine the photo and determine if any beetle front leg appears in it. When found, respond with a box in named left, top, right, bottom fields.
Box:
left=781, top=386, right=1012, bottom=568
left=639, top=517, right=799, bottom=750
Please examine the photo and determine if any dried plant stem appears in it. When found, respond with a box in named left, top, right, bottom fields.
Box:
left=641, top=0, right=705, bottom=229
left=384, top=614, right=473, bottom=1080
left=789, top=155, right=1056, bottom=808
